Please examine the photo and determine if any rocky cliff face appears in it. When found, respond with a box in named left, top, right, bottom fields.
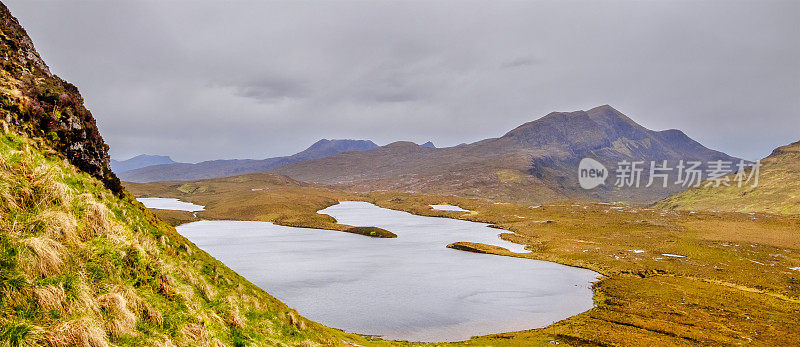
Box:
left=0, top=3, right=121, bottom=193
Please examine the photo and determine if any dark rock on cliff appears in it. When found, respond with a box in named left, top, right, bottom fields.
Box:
left=0, top=3, right=121, bottom=193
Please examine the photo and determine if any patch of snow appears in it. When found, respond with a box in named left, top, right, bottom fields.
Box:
left=137, top=198, right=205, bottom=212
left=429, top=204, right=470, bottom=212
left=661, top=253, right=686, bottom=258
left=631, top=250, right=646, bottom=254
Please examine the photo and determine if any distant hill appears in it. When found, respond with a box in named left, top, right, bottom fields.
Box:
left=119, top=139, right=378, bottom=182
left=270, top=105, right=739, bottom=204
left=111, top=154, right=176, bottom=173
left=656, top=140, right=800, bottom=215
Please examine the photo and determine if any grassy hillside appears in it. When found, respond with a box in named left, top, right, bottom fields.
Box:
left=0, top=130, right=379, bottom=346
left=657, top=140, right=800, bottom=215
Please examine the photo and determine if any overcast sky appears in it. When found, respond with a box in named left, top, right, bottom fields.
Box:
left=6, top=0, right=799, bottom=162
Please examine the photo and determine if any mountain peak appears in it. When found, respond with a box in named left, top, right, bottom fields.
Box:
left=587, top=104, right=620, bottom=114
left=421, top=141, right=436, bottom=148
left=291, top=139, right=378, bottom=161
left=500, top=105, right=734, bottom=162
left=302, top=139, right=377, bottom=152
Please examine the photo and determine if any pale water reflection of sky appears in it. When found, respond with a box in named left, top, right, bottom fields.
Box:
left=136, top=197, right=205, bottom=212
left=177, top=201, right=599, bottom=342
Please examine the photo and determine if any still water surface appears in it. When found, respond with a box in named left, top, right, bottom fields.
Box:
left=136, top=197, right=205, bottom=211
left=176, top=201, right=599, bottom=342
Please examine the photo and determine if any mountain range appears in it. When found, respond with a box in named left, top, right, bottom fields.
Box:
left=268, top=105, right=739, bottom=203
left=111, top=154, right=176, bottom=173
left=118, top=139, right=378, bottom=182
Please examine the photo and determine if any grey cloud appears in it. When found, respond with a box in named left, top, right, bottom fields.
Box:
left=4, top=0, right=798, bottom=163
left=233, top=77, right=309, bottom=103
left=501, top=57, right=540, bottom=69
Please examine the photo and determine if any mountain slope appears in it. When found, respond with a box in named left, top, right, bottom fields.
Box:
left=111, top=154, right=176, bottom=173
left=119, top=139, right=378, bottom=183
left=656, top=140, right=800, bottom=215
left=0, top=5, right=369, bottom=345
left=0, top=130, right=364, bottom=346
left=270, top=105, right=739, bottom=204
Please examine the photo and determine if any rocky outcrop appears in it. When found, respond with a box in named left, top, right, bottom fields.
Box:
left=0, top=3, right=121, bottom=193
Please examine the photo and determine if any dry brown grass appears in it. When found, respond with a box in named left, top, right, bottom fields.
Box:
left=287, top=312, right=306, bottom=330
left=180, top=323, right=209, bottom=344
left=46, top=320, right=108, bottom=347
left=143, top=303, right=164, bottom=327
left=82, top=199, right=113, bottom=237
left=66, top=284, right=100, bottom=316
left=35, top=283, right=65, bottom=312
left=37, top=209, right=79, bottom=245
left=12, top=160, right=69, bottom=209
left=20, top=237, right=64, bottom=278
left=199, top=280, right=217, bottom=302
left=97, top=293, right=137, bottom=337
left=225, top=297, right=246, bottom=329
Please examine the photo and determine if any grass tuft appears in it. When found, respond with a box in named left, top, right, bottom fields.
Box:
left=19, top=237, right=64, bottom=279
left=97, top=293, right=137, bottom=337
left=36, top=209, right=79, bottom=246
left=46, top=319, right=108, bottom=347
left=34, top=283, right=65, bottom=312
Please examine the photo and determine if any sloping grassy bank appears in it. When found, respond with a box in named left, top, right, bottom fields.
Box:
left=0, top=130, right=382, bottom=346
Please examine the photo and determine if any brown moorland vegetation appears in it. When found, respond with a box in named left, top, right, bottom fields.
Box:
left=126, top=174, right=800, bottom=346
